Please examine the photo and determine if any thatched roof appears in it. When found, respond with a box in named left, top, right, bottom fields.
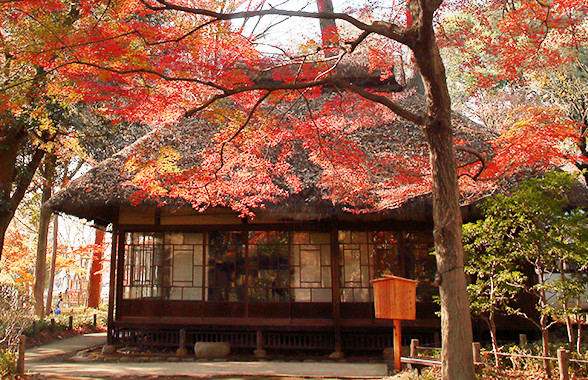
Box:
left=47, top=81, right=499, bottom=225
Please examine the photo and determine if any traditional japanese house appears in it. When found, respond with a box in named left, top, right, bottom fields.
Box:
left=47, top=70, right=498, bottom=354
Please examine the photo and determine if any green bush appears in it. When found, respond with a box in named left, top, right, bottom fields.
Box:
left=0, top=349, right=15, bottom=380
left=50, top=307, right=107, bottom=330
left=22, top=307, right=108, bottom=337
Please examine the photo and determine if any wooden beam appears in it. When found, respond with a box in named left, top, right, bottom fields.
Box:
left=115, top=231, right=126, bottom=322
left=394, top=319, right=402, bottom=371
left=330, top=223, right=342, bottom=353
left=107, top=223, right=118, bottom=345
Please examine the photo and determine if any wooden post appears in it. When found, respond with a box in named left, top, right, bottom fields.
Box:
left=68, top=315, right=73, bottom=330
left=256, top=330, right=263, bottom=351
left=254, top=330, right=267, bottom=358
left=107, top=227, right=119, bottom=345
left=472, top=342, right=482, bottom=374
left=433, top=331, right=440, bottom=347
left=557, top=349, right=569, bottom=380
left=176, top=329, right=188, bottom=357
left=519, top=334, right=527, bottom=346
left=393, top=319, right=402, bottom=371
left=179, top=329, right=186, bottom=350
left=93, top=313, right=97, bottom=328
left=16, top=335, right=25, bottom=375
left=50, top=318, right=55, bottom=331
left=410, top=339, right=419, bottom=358
left=330, top=225, right=342, bottom=355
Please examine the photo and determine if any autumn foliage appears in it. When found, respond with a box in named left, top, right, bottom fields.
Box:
left=1, top=0, right=584, bottom=213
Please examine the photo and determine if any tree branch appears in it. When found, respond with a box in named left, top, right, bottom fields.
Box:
left=186, top=76, right=426, bottom=125
left=456, top=146, right=486, bottom=180
left=141, top=0, right=414, bottom=45
left=9, top=147, right=45, bottom=213
left=214, top=91, right=271, bottom=179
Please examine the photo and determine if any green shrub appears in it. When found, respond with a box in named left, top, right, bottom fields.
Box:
left=0, top=349, right=15, bottom=380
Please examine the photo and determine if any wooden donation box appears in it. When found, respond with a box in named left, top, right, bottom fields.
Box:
left=371, top=276, right=418, bottom=370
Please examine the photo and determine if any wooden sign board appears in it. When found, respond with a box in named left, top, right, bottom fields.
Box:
left=371, top=276, right=417, bottom=320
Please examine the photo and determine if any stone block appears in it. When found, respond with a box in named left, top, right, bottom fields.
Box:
left=194, top=342, right=230, bottom=359
left=101, top=345, right=117, bottom=355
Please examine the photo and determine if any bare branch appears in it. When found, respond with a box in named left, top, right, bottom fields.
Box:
left=142, top=0, right=414, bottom=45
left=186, top=77, right=426, bottom=125
left=344, top=30, right=372, bottom=53
left=328, top=78, right=426, bottom=125
left=214, top=91, right=271, bottom=179
left=456, top=146, right=486, bottom=180
left=70, top=61, right=231, bottom=92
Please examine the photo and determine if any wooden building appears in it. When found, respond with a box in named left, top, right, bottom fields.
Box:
left=47, top=72, right=497, bottom=353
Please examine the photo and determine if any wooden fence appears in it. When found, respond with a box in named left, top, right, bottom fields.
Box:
left=404, top=338, right=588, bottom=380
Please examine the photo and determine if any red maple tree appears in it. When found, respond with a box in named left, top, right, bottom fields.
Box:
left=2, top=0, right=586, bottom=377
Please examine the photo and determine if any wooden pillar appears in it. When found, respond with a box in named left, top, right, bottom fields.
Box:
left=176, top=329, right=188, bottom=357
left=107, top=225, right=118, bottom=345
left=557, top=349, right=569, bottom=380
left=519, top=333, right=527, bottom=346
left=410, top=339, right=419, bottom=358
left=256, top=330, right=263, bottom=350
left=472, top=342, right=482, bottom=374
left=330, top=224, right=342, bottom=354
left=16, top=335, right=25, bottom=375
left=115, top=231, right=125, bottom=322
left=393, top=319, right=402, bottom=371
left=254, top=329, right=267, bottom=358
left=243, top=223, right=249, bottom=319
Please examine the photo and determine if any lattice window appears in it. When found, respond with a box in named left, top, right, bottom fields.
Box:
left=290, top=232, right=332, bottom=302
left=248, top=231, right=291, bottom=302
left=338, top=231, right=405, bottom=302
left=162, top=232, right=205, bottom=301
left=206, top=231, right=246, bottom=301
left=122, top=232, right=163, bottom=299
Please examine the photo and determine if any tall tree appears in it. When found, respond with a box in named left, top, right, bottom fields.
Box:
left=464, top=171, right=588, bottom=377
left=3, top=0, right=586, bottom=378
left=87, top=229, right=105, bottom=308
left=32, top=154, right=56, bottom=316
left=0, top=0, right=85, bottom=259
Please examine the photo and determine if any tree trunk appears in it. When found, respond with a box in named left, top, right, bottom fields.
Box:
left=411, top=6, right=476, bottom=378
left=0, top=213, right=12, bottom=263
left=33, top=155, right=56, bottom=317
left=45, top=216, right=59, bottom=315
left=540, top=316, right=552, bottom=377
left=0, top=127, right=25, bottom=261
left=488, top=313, right=500, bottom=367
left=33, top=184, right=53, bottom=317
left=576, top=299, right=582, bottom=356
left=559, top=262, right=574, bottom=348
left=87, top=229, right=105, bottom=308
left=0, top=127, right=46, bottom=260
left=424, top=122, right=475, bottom=380
left=566, top=316, right=574, bottom=348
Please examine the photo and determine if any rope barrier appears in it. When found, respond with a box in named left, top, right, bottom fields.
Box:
left=481, top=351, right=588, bottom=363
left=416, top=344, right=588, bottom=365
left=480, top=351, right=558, bottom=361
